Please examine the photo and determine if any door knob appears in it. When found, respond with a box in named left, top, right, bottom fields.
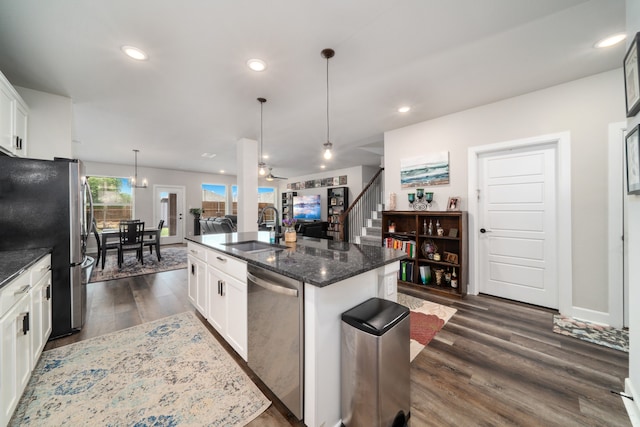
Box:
left=480, top=228, right=487, bottom=233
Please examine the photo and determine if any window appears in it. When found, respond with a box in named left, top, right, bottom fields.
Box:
left=230, top=186, right=276, bottom=221
left=202, top=184, right=227, bottom=217
left=88, top=176, right=133, bottom=230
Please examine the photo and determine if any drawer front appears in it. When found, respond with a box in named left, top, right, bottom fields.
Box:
left=187, top=242, right=207, bottom=261
left=207, top=249, right=247, bottom=281
left=30, top=254, right=51, bottom=285
left=0, top=270, right=30, bottom=316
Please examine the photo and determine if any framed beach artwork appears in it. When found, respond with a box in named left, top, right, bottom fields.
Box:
left=400, top=152, right=450, bottom=188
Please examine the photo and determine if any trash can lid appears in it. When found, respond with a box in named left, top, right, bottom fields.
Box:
left=341, top=297, right=409, bottom=336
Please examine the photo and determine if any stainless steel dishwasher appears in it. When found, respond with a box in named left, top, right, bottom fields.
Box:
left=247, top=264, right=304, bottom=420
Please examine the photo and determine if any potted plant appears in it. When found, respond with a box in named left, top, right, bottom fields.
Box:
left=189, top=208, right=202, bottom=218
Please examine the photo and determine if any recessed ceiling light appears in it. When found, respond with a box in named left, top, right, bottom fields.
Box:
left=247, top=59, right=267, bottom=72
left=398, top=106, right=411, bottom=113
left=263, top=154, right=269, bottom=160
left=594, top=33, right=626, bottom=48
left=201, top=153, right=217, bottom=158
left=121, top=45, right=148, bottom=60
left=219, top=170, right=225, bottom=174
left=320, top=165, right=326, bottom=169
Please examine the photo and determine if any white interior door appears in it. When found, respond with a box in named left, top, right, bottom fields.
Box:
left=154, top=185, right=185, bottom=245
left=478, top=145, right=558, bottom=308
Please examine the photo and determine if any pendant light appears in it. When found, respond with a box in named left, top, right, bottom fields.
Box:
left=257, top=97, right=267, bottom=176
left=321, top=48, right=335, bottom=160
left=131, top=149, right=148, bottom=188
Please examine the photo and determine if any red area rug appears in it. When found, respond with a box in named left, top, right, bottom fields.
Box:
left=397, top=293, right=457, bottom=361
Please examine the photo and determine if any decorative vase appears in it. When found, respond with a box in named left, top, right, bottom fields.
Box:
left=284, top=227, right=297, bottom=242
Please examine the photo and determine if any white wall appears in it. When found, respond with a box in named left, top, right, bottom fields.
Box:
left=385, top=69, right=624, bottom=317
left=16, top=86, right=73, bottom=160
left=84, top=160, right=237, bottom=237
left=277, top=165, right=381, bottom=220
left=626, top=0, right=640, bottom=420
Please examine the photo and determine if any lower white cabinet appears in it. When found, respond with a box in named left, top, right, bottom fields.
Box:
left=186, top=243, right=247, bottom=361
left=187, top=255, right=207, bottom=316
left=0, top=253, right=51, bottom=427
left=207, top=266, right=247, bottom=360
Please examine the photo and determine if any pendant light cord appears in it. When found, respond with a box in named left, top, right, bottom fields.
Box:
left=326, top=55, right=330, bottom=144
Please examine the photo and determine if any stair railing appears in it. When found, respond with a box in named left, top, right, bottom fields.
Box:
left=339, top=167, right=384, bottom=242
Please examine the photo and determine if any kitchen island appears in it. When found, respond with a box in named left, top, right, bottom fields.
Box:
left=186, top=231, right=406, bottom=427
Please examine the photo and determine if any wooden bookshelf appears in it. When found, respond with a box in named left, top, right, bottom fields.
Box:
left=382, top=210, right=467, bottom=299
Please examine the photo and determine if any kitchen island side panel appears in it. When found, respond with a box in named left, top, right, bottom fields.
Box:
left=304, top=266, right=396, bottom=427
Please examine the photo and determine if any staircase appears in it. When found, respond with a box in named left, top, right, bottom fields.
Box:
left=354, top=205, right=383, bottom=246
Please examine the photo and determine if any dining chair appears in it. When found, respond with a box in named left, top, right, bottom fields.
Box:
left=143, top=219, right=164, bottom=261
left=93, top=218, right=119, bottom=269
left=118, top=220, right=145, bottom=268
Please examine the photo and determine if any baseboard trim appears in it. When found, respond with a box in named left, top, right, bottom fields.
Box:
left=624, top=378, right=640, bottom=426
left=569, top=306, right=612, bottom=326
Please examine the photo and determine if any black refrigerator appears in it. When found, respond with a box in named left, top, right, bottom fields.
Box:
left=0, top=156, right=94, bottom=338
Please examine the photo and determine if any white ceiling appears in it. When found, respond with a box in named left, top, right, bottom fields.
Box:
left=0, top=0, right=627, bottom=178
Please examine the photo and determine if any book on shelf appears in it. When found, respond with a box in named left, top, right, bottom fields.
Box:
left=384, top=235, right=416, bottom=258
left=398, top=260, right=414, bottom=282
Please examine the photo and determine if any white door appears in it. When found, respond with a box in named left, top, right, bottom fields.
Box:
left=154, top=185, right=185, bottom=245
left=478, top=145, right=558, bottom=308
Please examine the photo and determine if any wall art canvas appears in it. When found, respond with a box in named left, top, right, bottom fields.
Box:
left=401, top=152, right=449, bottom=188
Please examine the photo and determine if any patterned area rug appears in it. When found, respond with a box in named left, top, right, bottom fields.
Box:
left=90, top=246, right=187, bottom=283
left=397, top=293, right=457, bottom=361
left=553, top=314, right=629, bottom=352
left=10, top=311, right=271, bottom=426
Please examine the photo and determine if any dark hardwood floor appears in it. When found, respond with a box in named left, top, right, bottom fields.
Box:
left=44, top=269, right=630, bottom=426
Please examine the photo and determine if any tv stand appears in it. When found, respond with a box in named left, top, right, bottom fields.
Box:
left=296, top=221, right=331, bottom=239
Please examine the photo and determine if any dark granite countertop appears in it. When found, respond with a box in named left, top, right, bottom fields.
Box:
left=0, top=248, right=52, bottom=289
left=186, top=231, right=407, bottom=287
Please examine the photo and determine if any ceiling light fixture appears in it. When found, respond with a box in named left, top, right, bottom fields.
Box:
left=247, top=59, right=267, bottom=71
left=121, top=45, right=148, bottom=61
left=398, top=106, right=411, bottom=113
left=321, top=48, right=335, bottom=160
left=594, top=33, right=627, bottom=48
left=131, top=149, right=148, bottom=188
left=257, top=97, right=267, bottom=176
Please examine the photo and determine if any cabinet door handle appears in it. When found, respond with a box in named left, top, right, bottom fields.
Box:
left=191, top=264, right=195, bottom=275
left=14, top=285, right=30, bottom=295
left=21, top=312, right=30, bottom=335
left=221, top=281, right=225, bottom=296
left=216, top=256, right=227, bottom=263
left=46, top=284, right=51, bottom=300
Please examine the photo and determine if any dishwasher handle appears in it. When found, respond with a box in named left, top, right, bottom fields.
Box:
left=247, top=272, right=298, bottom=297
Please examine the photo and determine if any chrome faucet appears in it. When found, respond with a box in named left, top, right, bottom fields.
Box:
left=258, top=206, right=280, bottom=237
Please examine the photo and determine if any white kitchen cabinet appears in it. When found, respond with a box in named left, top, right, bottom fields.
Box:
left=0, top=71, right=28, bottom=157
left=29, top=256, right=52, bottom=368
left=207, top=266, right=247, bottom=360
left=187, top=255, right=207, bottom=316
left=0, top=276, right=32, bottom=427
left=186, top=242, right=248, bottom=361
left=0, top=253, right=51, bottom=427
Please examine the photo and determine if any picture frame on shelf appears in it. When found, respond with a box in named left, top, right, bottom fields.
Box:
left=447, top=196, right=461, bottom=211
left=448, top=228, right=458, bottom=238
left=626, top=125, right=640, bottom=195
left=624, top=32, right=640, bottom=118
left=444, top=251, right=458, bottom=264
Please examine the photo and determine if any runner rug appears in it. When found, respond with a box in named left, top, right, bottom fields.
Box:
left=553, top=314, right=629, bottom=352
left=397, top=293, right=457, bottom=361
left=89, top=246, right=187, bottom=283
left=10, top=312, right=271, bottom=426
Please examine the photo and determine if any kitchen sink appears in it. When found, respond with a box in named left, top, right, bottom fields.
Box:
left=222, top=240, right=288, bottom=254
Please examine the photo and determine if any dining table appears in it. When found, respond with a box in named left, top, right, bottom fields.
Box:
left=100, top=227, right=161, bottom=268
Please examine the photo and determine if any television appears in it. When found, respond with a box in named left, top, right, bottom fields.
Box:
left=293, top=194, right=322, bottom=221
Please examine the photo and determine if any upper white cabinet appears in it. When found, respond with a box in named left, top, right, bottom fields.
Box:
left=0, top=71, right=28, bottom=157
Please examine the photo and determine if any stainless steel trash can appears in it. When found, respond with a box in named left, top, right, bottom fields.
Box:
left=341, top=297, right=410, bottom=427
